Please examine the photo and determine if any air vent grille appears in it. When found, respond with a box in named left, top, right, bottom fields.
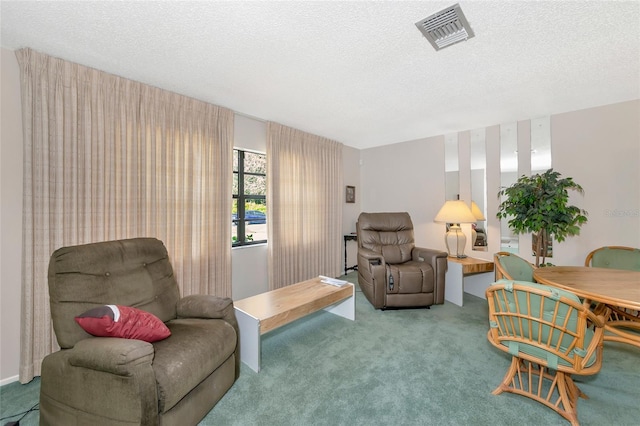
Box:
left=415, top=3, right=475, bottom=51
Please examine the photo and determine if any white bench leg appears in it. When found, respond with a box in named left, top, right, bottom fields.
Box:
left=234, top=308, right=261, bottom=373
left=324, top=283, right=355, bottom=320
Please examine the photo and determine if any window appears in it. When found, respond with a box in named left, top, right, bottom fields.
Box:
left=233, top=149, right=267, bottom=246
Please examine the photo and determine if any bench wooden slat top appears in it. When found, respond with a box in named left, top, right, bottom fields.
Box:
left=234, top=277, right=353, bottom=335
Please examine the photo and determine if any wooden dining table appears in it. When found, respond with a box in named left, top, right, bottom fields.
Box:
left=533, top=266, right=640, bottom=348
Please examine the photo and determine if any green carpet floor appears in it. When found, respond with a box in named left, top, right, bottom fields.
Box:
left=2, top=272, right=639, bottom=425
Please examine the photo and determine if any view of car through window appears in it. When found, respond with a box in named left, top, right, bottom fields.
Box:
left=232, top=210, right=267, bottom=244
left=232, top=210, right=266, bottom=224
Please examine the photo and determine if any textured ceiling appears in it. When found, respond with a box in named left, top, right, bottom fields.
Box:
left=2, top=1, right=639, bottom=149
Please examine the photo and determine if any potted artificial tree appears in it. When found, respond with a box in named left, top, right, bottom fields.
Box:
left=497, top=169, right=588, bottom=267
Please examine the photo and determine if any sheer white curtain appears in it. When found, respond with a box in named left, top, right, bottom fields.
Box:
left=16, top=48, right=233, bottom=383
left=266, top=122, right=343, bottom=289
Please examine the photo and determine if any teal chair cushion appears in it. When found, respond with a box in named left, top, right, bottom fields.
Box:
left=592, top=247, right=640, bottom=271
left=498, top=255, right=535, bottom=282
left=491, top=280, right=596, bottom=369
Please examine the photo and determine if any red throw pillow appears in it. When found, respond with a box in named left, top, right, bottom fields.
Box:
left=75, top=305, right=171, bottom=342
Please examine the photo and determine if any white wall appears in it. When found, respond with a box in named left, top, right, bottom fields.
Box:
left=231, top=114, right=269, bottom=299
left=232, top=243, right=269, bottom=300
left=342, top=145, right=361, bottom=273
left=1, top=47, right=24, bottom=385
left=360, top=135, right=446, bottom=251
left=484, top=125, right=501, bottom=259
left=551, top=100, right=640, bottom=265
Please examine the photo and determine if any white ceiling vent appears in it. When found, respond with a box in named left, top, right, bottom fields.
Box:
left=415, top=3, right=475, bottom=51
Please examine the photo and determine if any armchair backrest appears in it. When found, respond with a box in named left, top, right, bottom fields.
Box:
left=585, top=246, right=640, bottom=271
left=48, top=238, right=181, bottom=348
left=357, top=212, right=415, bottom=264
left=486, top=280, right=602, bottom=371
left=494, top=251, right=536, bottom=281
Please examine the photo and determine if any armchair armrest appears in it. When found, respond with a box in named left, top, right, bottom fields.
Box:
left=579, top=312, right=606, bottom=371
left=586, top=312, right=606, bottom=330
left=412, top=247, right=448, bottom=269
left=357, top=247, right=387, bottom=282
left=62, top=337, right=158, bottom=424
left=69, top=337, right=154, bottom=375
left=357, top=247, right=385, bottom=268
left=177, top=295, right=240, bottom=379
left=412, top=247, right=448, bottom=304
left=357, top=247, right=387, bottom=308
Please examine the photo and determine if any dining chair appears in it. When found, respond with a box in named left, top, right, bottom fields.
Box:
left=486, top=280, right=605, bottom=426
left=494, top=251, right=536, bottom=282
left=584, top=246, right=640, bottom=271
left=584, top=246, right=640, bottom=335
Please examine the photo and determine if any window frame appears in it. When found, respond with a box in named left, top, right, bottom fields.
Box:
left=233, top=148, right=267, bottom=247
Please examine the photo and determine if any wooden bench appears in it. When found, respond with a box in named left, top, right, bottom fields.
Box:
left=233, top=276, right=355, bottom=372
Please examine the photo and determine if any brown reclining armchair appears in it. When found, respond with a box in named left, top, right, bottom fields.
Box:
left=357, top=212, right=448, bottom=310
left=40, top=238, right=239, bottom=426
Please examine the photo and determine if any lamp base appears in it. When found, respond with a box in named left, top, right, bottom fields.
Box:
left=444, top=224, right=467, bottom=258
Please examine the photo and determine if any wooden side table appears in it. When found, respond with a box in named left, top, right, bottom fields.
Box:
left=445, top=256, right=494, bottom=307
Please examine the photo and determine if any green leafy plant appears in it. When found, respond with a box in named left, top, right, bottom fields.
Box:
left=232, top=234, right=254, bottom=243
left=497, top=169, right=588, bottom=267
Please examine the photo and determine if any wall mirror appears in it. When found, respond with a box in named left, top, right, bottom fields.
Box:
left=530, top=116, right=553, bottom=257
left=470, top=128, right=487, bottom=251
left=499, top=122, right=518, bottom=254
left=444, top=133, right=459, bottom=201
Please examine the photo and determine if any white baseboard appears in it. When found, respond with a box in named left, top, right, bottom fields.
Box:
left=0, top=375, right=20, bottom=386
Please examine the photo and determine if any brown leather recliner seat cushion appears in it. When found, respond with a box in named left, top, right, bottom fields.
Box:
left=154, top=319, right=237, bottom=412
left=387, top=262, right=434, bottom=294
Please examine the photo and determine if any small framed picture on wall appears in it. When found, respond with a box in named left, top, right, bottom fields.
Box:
left=346, top=186, right=355, bottom=203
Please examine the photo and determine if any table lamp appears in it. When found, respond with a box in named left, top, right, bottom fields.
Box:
left=470, top=201, right=486, bottom=247
left=434, top=200, right=477, bottom=258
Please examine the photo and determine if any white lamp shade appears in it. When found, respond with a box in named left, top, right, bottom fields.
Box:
left=434, top=200, right=477, bottom=224
left=470, top=201, right=486, bottom=221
